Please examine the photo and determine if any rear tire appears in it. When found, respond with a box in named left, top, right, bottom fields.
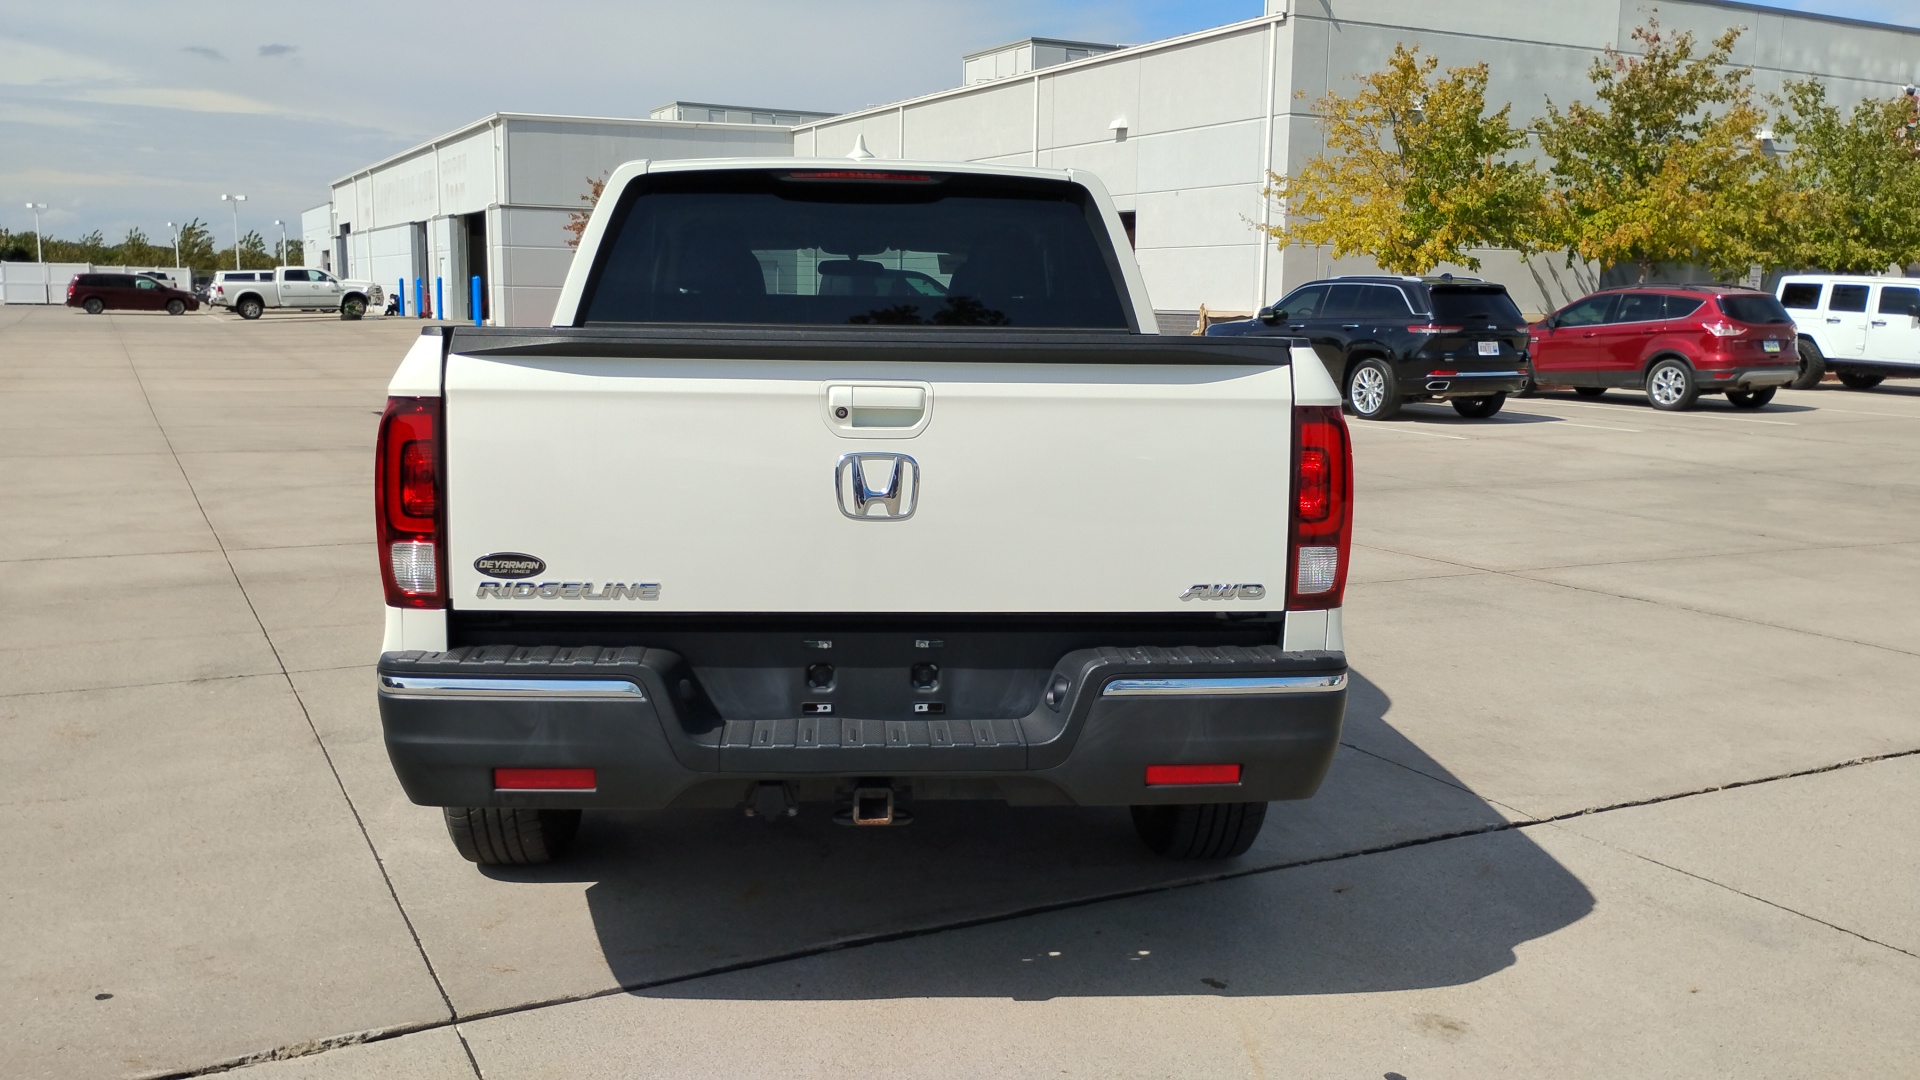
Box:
left=1789, top=340, right=1826, bottom=390
left=443, top=807, right=581, bottom=865
left=1837, top=371, right=1885, bottom=390
left=165, top=299, right=186, bottom=316
left=1345, top=359, right=1403, bottom=420
left=1130, top=802, right=1268, bottom=859
left=1451, top=393, right=1506, bottom=419
left=236, top=297, right=263, bottom=321
left=1727, top=387, right=1777, bottom=409
left=1573, top=385, right=1607, bottom=399
left=1646, top=359, right=1699, bottom=411
left=83, top=298, right=104, bottom=315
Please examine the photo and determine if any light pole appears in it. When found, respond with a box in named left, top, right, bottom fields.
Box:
left=164, top=221, right=180, bottom=269
left=24, top=202, right=46, bottom=263
left=272, top=219, right=286, bottom=266
left=219, top=194, right=246, bottom=269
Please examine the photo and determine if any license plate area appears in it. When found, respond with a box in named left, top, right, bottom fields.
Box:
left=1763, top=340, right=1782, bottom=353
left=1477, top=341, right=1501, bottom=356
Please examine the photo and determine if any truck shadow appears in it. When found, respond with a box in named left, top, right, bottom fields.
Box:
left=530, top=669, right=1594, bottom=999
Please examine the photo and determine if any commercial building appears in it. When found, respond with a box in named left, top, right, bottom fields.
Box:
left=312, top=0, right=1920, bottom=328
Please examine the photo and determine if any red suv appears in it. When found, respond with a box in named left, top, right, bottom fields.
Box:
left=1528, top=285, right=1798, bottom=410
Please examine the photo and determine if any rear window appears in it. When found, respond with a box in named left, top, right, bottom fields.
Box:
left=581, top=169, right=1132, bottom=328
left=1779, top=283, right=1822, bottom=309
left=1717, top=294, right=1793, bottom=325
left=1878, top=286, right=1920, bottom=315
left=1429, top=287, right=1525, bottom=327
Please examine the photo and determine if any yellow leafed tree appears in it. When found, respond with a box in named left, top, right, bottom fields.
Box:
left=1264, top=45, right=1547, bottom=274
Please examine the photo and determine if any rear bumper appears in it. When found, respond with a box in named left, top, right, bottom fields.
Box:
left=377, top=644, right=1346, bottom=809
left=1408, top=366, right=1529, bottom=398
left=1697, top=365, right=1796, bottom=390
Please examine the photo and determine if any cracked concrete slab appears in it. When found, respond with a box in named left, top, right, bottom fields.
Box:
left=1341, top=571, right=1920, bottom=818
left=1554, top=753, right=1920, bottom=957
left=452, top=825, right=1918, bottom=1080
left=0, top=676, right=448, bottom=1080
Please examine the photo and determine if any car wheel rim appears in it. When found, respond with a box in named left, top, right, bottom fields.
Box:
left=1650, top=368, right=1685, bottom=405
left=1352, top=368, right=1385, bottom=413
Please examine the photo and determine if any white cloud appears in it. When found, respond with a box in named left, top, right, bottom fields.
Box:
left=72, top=86, right=282, bottom=115
left=0, top=37, right=125, bottom=85
left=0, top=102, right=107, bottom=129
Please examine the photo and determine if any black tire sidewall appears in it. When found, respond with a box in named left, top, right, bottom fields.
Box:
left=166, top=300, right=185, bottom=316
left=1790, top=340, right=1826, bottom=391
left=1452, top=392, right=1507, bottom=419
left=238, top=299, right=262, bottom=320
left=83, top=298, right=104, bottom=315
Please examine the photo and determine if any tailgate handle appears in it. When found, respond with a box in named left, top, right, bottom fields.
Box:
left=825, top=384, right=931, bottom=436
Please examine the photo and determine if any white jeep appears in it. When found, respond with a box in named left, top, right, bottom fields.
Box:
left=1776, top=274, right=1920, bottom=390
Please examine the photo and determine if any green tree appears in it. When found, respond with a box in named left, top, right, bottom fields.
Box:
left=1264, top=45, right=1547, bottom=273
left=1539, top=19, right=1777, bottom=281
left=217, top=229, right=275, bottom=270
left=285, top=239, right=304, bottom=266
left=1769, top=80, right=1920, bottom=273
left=176, top=218, right=216, bottom=272
left=115, top=227, right=165, bottom=267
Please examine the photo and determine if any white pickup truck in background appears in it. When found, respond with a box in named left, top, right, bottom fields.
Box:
left=373, top=159, right=1353, bottom=867
left=212, top=266, right=383, bottom=320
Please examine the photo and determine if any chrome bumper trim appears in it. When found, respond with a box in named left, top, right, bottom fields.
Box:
left=378, top=675, right=646, bottom=699
left=1430, top=370, right=1524, bottom=379
left=1102, top=673, right=1348, bottom=697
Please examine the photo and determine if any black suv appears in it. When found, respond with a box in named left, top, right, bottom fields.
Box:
left=1208, top=276, right=1531, bottom=419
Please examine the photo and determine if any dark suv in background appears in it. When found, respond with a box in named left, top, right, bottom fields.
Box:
left=1208, top=275, right=1531, bottom=419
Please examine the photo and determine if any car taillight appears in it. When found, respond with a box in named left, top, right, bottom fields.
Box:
left=1408, top=324, right=1464, bottom=335
left=1289, top=405, right=1352, bottom=610
left=1702, top=320, right=1743, bottom=338
left=376, top=396, right=445, bottom=608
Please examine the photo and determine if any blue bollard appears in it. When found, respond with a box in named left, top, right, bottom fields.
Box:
left=397, top=278, right=405, bottom=316
left=471, top=276, right=482, bottom=326
left=435, top=277, right=443, bottom=323
left=414, top=277, right=423, bottom=319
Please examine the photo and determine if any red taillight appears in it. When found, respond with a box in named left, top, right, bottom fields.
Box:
left=1146, top=764, right=1242, bottom=786
left=376, top=396, right=446, bottom=609
left=1289, top=405, right=1352, bottom=610
left=1408, top=324, right=1464, bottom=335
left=494, top=767, right=596, bottom=791
left=1702, top=320, right=1743, bottom=338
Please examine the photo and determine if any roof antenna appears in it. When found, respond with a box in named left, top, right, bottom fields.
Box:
left=846, top=134, right=876, bottom=160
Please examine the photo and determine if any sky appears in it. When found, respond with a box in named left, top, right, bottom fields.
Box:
left=1, top=0, right=1916, bottom=244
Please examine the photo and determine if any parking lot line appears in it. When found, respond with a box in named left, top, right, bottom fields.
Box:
left=1523, top=399, right=1794, bottom=426
left=1549, top=420, right=1643, bottom=432
left=1349, top=424, right=1469, bottom=440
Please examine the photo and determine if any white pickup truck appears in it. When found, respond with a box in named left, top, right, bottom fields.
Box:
left=212, top=266, right=382, bottom=320
left=373, top=159, right=1353, bottom=866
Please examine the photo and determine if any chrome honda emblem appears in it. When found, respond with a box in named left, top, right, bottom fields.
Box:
left=835, top=453, right=919, bottom=521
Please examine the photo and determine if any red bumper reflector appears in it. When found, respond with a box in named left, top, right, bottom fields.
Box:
left=1145, top=764, right=1242, bottom=786
left=494, top=767, right=596, bottom=790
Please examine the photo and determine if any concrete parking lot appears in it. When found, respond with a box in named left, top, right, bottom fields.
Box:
left=3, top=303, right=1917, bottom=1079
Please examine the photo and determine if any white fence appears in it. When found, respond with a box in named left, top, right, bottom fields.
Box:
left=0, top=263, right=188, bottom=304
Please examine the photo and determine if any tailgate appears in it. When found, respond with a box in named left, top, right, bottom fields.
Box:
left=441, top=332, right=1296, bottom=614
